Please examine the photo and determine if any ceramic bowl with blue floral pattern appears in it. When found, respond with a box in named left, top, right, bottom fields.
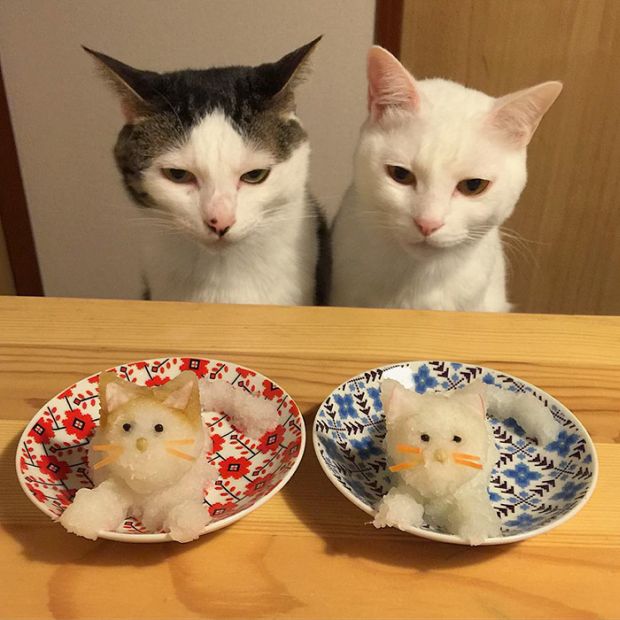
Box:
left=313, top=361, right=598, bottom=545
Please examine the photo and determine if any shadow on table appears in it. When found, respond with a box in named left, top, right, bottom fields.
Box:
left=2, top=427, right=222, bottom=568
left=281, top=410, right=513, bottom=569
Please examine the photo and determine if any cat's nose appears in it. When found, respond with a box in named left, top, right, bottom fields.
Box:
left=433, top=449, right=448, bottom=463
left=136, top=437, right=148, bottom=452
left=414, top=217, right=443, bottom=237
left=206, top=215, right=236, bottom=238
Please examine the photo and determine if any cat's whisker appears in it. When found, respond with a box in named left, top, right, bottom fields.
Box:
left=453, top=459, right=483, bottom=470
left=452, top=452, right=480, bottom=461
left=165, top=447, right=196, bottom=462
left=165, top=438, right=195, bottom=446
left=388, top=460, right=421, bottom=472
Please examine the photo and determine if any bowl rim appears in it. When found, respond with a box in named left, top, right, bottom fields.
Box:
left=312, top=360, right=599, bottom=546
left=16, top=356, right=306, bottom=543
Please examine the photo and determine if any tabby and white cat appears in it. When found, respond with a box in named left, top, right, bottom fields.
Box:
left=85, top=39, right=328, bottom=304
left=331, top=46, right=562, bottom=311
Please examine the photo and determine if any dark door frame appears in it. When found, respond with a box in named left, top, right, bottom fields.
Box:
left=0, top=63, right=43, bottom=296
left=375, top=0, right=404, bottom=57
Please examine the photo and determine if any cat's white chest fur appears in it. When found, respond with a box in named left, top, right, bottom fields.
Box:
left=332, top=189, right=509, bottom=311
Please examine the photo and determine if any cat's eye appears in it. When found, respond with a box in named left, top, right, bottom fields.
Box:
left=386, top=165, right=417, bottom=186
left=122, top=423, right=132, bottom=432
left=240, top=168, right=271, bottom=184
left=456, top=178, right=490, bottom=196
left=154, top=424, right=164, bottom=433
left=420, top=433, right=430, bottom=442
left=453, top=435, right=462, bottom=443
left=162, top=168, right=197, bottom=184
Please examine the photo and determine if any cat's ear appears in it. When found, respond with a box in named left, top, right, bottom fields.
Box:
left=83, top=46, right=159, bottom=123
left=367, top=46, right=419, bottom=122
left=454, top=382, right=487, bottom=417
left=160, top=371, right=201, bottom=424
left=488, top=81, right=563, bottom=147
left=381, top=379, right=410, bottom=418
left=259, top=36, right=322, bottom=110
left=98, top=372, right=142, bottom=427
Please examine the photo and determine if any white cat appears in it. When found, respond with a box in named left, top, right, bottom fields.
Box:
left=331, top=46, right=562, bottom=311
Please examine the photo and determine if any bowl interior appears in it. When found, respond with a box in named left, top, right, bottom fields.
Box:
left=17, top=357, right=304, bottom=541
left=314, top=361, right=597, bottom=544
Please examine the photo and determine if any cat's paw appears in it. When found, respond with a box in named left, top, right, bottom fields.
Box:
left=373, top=488, right=424, bottom=531
left=166, top=501, right=211, bottom=543
left=59, top=487, right=126, bottom=540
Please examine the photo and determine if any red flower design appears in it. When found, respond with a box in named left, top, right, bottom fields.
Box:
left=55, top=491, right=73, bottom=506
left=262, top=380, right=283, bottom=401
left=58, top=387, right=75, bottom=399
left=62, top=409, right=96, bottom=439
left=257, top=425, right=285, bottom=454
left=282, top=438, right=302, bottom=462
left=19, top=455, right=27, bottom=473
left=211, top=433, right=225, bottom=453
left=145, top=375, right=168, bottom=387
left=28, top=417, right=55, bottom=444
left=208, top=501, right=236, bottom=517
left=180, top=358, right=210, bottom=377
left=36, top=454, right=71, bottom=480
left=245, top=474, right=274, bottom=496
left=218, top=456, right=251, bottom=480
left=26, top=483, right=47, bottom=503
left=236, top=366, right=256, bottom=379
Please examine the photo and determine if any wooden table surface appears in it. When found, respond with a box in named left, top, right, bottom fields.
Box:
left=1, top=296, right=619, bottom=620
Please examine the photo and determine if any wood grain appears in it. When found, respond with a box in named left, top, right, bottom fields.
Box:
left=1, top=297, right=619, bottom=619
left=400, top=0, right=620, bottom=315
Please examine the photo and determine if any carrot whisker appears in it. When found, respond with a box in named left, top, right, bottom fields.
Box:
left=454, top=459, right=483, bottom=470
left=93, top=453, right=121, bottom=471
left=396, top=444, right=422, bottom=454
left=92, top=444, right=122, bottom=453
left=453, top=452, right=481, bottom=461
left=389, top=460, right=420, bottom=472
left=165, top=439, right=195, bottom=446
left=166, top=447, right=196, bottom=462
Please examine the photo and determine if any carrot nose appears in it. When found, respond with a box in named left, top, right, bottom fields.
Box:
left=434, top=449, right=448, bottom=463
left=136, top=437, right=148, bottom=452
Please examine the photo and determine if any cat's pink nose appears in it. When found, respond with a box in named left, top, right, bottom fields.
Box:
left=206, top=214, right=236, bottom=238
left=414, top=218, right=443, bottom=237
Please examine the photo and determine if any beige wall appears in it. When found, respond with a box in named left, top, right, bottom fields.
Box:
left=0, top=217, right=15, bottom=295
left=0, top=1, right=375, bottom=298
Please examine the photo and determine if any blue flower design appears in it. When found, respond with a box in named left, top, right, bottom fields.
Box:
left=350, top=437, right=382, bottom=460
left=504, top=463, right=542, bottom=488
left=546, top=431, right=579, bottom=457
left=483, top=373, right=496, bottom=385
left=488, top=490, right=501, bottom=502
left=367, top=387, right=383, bottom=412
left=506, top=512, right=538, bottom=528
left=450, top=363, right=463, bottom=370
left=333, top=393, right=357, bottom=419
left=552, top=481, right=586, bottom=501
left=412, top=365, right=438, bottom=394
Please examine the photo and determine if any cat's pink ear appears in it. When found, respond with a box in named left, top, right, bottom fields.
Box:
left=105, top=382, right=139, bottom=413
left=367, top=46, right=419, bottom=122
left=163, top=380, right=195, bottom=411
left=488, top=81, right=562, bottom=147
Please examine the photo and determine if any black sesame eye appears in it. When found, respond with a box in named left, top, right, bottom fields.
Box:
left=154, top=424, right=164, bottom=433
left=420, top=433, right=430, bottom=442
left=453, top=435, right=462, bottom=443
left=122, top=423, right=132, bottom=432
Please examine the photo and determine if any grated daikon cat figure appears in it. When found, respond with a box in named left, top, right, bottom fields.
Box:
left=374, top=379, right=502, bottom=544
left=374, top=378, right=557, bottom=544
left=60, top=371, right=216, bottom=542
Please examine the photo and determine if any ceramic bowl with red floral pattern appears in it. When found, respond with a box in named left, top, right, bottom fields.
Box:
left=16, top=357, right=305, bottom=542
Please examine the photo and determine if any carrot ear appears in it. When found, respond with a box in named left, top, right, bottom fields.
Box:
left=157, top=371, right=201, bottom=426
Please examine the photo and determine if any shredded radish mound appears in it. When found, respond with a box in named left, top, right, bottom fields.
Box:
left=483, top=384, right=558, bottom=445
left=199, top=379, right=279, bottom=438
